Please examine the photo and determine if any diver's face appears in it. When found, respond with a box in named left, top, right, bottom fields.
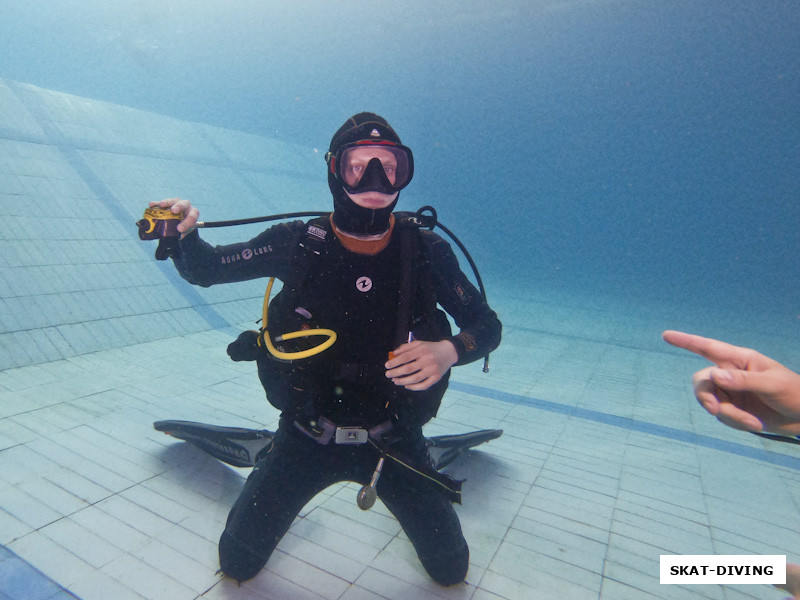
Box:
left=342, top=146, right=399, bottom=209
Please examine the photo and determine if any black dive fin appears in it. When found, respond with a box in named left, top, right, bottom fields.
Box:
left=426, top=429, right=503, bottom=470
left=153, top=420, right=274, bottom=468
left=154, top=420, right=501, bottom=471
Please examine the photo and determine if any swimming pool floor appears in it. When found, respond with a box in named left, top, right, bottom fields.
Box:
left=1, top=293, right=799, bottom=600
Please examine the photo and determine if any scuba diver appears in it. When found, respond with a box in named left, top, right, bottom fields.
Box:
left=147, top=113, right=502, bottom=586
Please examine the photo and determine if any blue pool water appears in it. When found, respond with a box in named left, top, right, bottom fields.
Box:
left=0, top=0, right=800, bottom=318
left=4, top=1, right=798, bottom=317
left=1, top=2, right=798, bottom=599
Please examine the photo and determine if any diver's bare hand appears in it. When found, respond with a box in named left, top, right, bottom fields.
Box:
left=385, top=340, right=458, bottom=391
left=663, top=330, right=800, bottom=436
left=149, top=197, right=199, bottom=237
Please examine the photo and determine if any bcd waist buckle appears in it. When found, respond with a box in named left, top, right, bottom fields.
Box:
left=335, top=426, right=369, bottom=444
left=294, top=416, right=391, bottom=445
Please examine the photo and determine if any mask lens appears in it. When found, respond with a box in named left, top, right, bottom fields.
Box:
left=338, top=144, right=413, bottom=191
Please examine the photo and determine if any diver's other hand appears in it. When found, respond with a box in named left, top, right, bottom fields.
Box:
left=663, top=330, right=800, bottom=436
left=385, top=340, right=458, bottom=391
left=776, top=561, right=800, bottom=599
left=149, top=197, right=199, bottom=237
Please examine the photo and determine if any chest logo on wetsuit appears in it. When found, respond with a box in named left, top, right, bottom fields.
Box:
left=308, top=225, right=327, bottom=240
left=356, top=276, right=373, bottom=292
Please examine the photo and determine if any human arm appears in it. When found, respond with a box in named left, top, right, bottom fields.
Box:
left=662, top=330, right=800, bottom=436
left=148, top=198, right=302, bottom=287
left=427, top=233, right=502, bottom=365
left=386, top=232, right=502, bottom=390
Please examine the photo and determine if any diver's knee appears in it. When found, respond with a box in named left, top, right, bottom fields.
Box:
left=420, top=541, right=469, bottom=586
left=218, top=531, right=269, bottom=583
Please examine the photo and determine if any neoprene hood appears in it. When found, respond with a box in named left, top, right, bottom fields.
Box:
left=327, top=112, right=412, bottom=236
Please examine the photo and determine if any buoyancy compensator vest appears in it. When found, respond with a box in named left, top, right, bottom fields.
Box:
left=242, top=212, right=452, bottom=429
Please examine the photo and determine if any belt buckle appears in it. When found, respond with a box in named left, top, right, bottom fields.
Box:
left=335, top=427, right=368, bottom=445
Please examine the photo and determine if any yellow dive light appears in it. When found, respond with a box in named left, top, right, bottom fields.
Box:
left=259, top=277, right=337, bottom=360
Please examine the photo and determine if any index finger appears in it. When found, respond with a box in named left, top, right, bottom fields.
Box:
left=662, top=330, right=749, bottom=369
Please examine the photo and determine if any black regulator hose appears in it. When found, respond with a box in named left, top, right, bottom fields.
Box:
left=411, top=206, right=490, bottom=373
left=196, top=211, right=327, bottom=229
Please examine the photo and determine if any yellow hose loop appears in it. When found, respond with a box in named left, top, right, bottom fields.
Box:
left=264, top=328, right=337, bottom=360
left=259, top=277, right=337, bottom=360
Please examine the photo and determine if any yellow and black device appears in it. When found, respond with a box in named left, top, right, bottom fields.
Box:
left=136, top=206, right=184, bottom=240
left=136, top=207, right=185, bottom=260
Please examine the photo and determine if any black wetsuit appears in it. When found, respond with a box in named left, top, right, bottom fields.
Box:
left=173, top=215, right=501, bottom=585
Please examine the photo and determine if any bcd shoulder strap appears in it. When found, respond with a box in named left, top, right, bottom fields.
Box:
left=394, top=214, right=420, bottom=349
left=285, top=213, right=333, bottom=297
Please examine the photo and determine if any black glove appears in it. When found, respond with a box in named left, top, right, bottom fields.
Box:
left=227, top=330, right=262, bottom=362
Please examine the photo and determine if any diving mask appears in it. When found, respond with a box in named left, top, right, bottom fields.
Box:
left=327, top=141, right=414, bottom=195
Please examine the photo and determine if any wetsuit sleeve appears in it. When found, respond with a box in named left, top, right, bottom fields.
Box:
left=171, top=221, right=303, bottom=287
left=424, top=232, right=502, bottom=366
